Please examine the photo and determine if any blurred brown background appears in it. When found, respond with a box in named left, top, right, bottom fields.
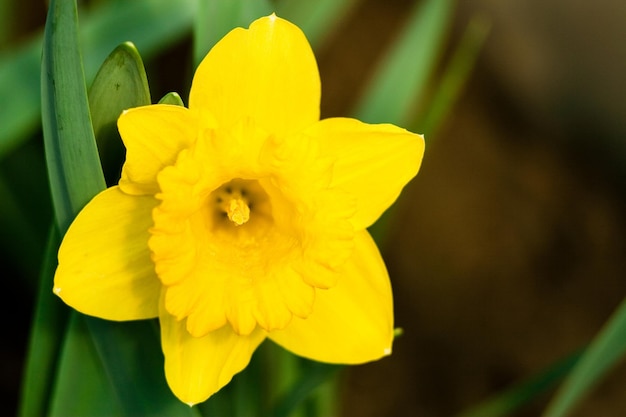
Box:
left=4, top=0, right=626, bottom=416
left=332, top=1, right=626, bottom=416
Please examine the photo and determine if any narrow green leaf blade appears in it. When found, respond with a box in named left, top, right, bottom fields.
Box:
left=41, top=0, right=106, bottom=232
left=193, top=0, right=273, bottom=67
left=18, top=226, right=69, bottom=417
left=39, top=1, right=107, bottom=416
left=275, top=0, right=362, bottom=49
left=53, top=318, right=195, bottom=417
left=353, top=0, right=454, bottom=125
left=543, top=298, right=626, bottom=417
left=458, top=350, right=581, bottom=417
left=417, top=15, right=490, bottom=137
left=271, top=358, right=341, bottom=417
left=49, top=315, right=123, bottom=417
left=84, top=318, right=201, bottom=417
left=88, top=41, right=151, bottom=185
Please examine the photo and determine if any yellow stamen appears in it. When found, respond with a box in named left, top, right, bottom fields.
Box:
left=227, top=197, right=250, bottom=225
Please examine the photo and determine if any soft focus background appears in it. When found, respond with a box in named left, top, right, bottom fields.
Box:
left=3, top=0, right=626, bottom=416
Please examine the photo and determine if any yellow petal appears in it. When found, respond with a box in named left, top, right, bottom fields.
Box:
left=189, top=14, right=320, bottom=138
left=160, top=293, right=266, bottom=405
left=117, top=105, right=200, bottom=195
left=306, top=117, right=424, bottom=229
left=54, top=187, right=160, bottom=320
left=268, top=230, right=394, bottom=364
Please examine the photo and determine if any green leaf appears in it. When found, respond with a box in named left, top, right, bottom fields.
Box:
left=39, top=2, right=198, bottom=416
left=458, top=350, right=581, bottom=417
left=417, top=14, right=490, bottom=137
left=158, top=92, right=185, bottom=106
left=37, top=1, right=106, bottom=416
left=269, top=353, right=341, bottom=417
left=51, top=316, right=197, bottom=417
left=543, top=298, right=626, bottom=417
left=49, top=315, right=123, bottom=417
left=275, top=0, right=362, bottom=49
left=0, top=0, right=196, bottom=159
left=84, top=318, right=201, bottom=417
left=193, top=0, right=273, bottom=68
left=18, top=226, right=69, bottom=417
left=41, top=0, right=106, bottom=233
left=353, top=0, right=454, bottom=125
left=88, top=41, right=151, bottom=186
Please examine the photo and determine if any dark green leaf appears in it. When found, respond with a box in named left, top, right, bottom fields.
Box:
left=49, top=314, right=123, bottom=417
left=84, top=318, right=200, bottom=417
left=18, top=226, right=69, bottom=417
left=41, top=0, right=106, bottom=232
left=51, top=317, right=196, bottom=417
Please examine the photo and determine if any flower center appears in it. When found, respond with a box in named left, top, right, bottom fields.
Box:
left=208, top=179, right=272, bottom=236
left=214, top=185, right=250, bottom=226
left=227, top=198, right=249, bottom=225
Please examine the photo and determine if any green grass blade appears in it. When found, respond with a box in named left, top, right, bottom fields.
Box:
left=417, top=14, right=490, bottom=137
left=458, top=350, right=582, bottom=417
left=18, top=226, right=69, bottom=417
left=353, top=0, right=454, bottom=125
left=193, top=0, right=273, bottom=68
left=88, top=41, right=151, bottom=185
left=0, top=0, right=195, bottom=159
left=543, top=298, right=626, bottom=417
left=275, top=0, right=362, bottom=49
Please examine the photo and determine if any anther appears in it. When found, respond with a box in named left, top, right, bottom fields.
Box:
left=226, top=197, right=250, bottom=226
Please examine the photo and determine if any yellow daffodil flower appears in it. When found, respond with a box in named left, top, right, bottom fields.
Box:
left=53, top=14, right=424, bottom=405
